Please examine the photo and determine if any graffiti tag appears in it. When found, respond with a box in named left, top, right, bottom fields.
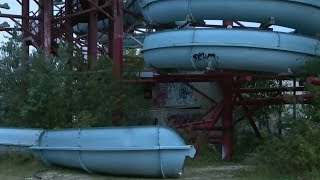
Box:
left=167, top=113, right=199, bottom=125
left=193, top=52, right=216, bottom=62
left=176, top=84, right=193, bottom=104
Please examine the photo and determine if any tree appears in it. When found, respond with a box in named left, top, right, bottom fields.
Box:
left=254, top=58, right=320, bottom=174
left=0, top=34, right=151, bottom=128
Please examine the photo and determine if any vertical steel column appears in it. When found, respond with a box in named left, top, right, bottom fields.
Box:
left=39, top=0, right=44, bottom=47
left=43, top=0, right=52, bottom=57
left=221, top=76, right=234, bottom=161
left=220, top=20, right=234, bottom=161
left=293, top=78, right=297, bottom=119
left=22, top=0, right=30, bottom=54
left=65, top=0, right=74, bottom=68
left=278, top=80, right=283, bottom=135
left=112, top=0, right=123, bottom=78
left=110, top=0, right=124, bottom=123
left=223, top=20, right=233, bottom=28
left=65, top=0, right=73, bottom=44
left=88, top=0, right=98, bottom=70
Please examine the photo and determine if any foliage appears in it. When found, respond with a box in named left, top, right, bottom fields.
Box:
left=237, top=79, right=285, bottom=132
left=231, top=78, right=286, bottom=161
left=0, top=34, right=151, bottom=128
left=255, top=119, right=320, bottom=174
left=234, top=166, right=320, bottom=180
left=298, top=59, right=320, bottom=123
left=178, top=130, right=221, bottom=166
left=253, top=58, right=320, bottom=174
left=297, top=58, right=320, bottom=79
left=185, top=145, right=221, bottom=166
left=233, top=128, right=263, bottom=162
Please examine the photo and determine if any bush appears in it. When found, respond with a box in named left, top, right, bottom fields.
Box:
left=255, top=119, right=320, bottom=174
left=178, top=130, right=221, bottom=166
left=0, top=35, right=151, bottom=128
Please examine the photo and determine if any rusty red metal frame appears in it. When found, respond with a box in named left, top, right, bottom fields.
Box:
left=0, top=13, right=40, bottom=20
left=1, top=2, right=317, bottom=162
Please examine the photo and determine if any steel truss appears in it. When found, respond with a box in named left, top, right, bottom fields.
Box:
left=0, top=1, right=317, bottom=161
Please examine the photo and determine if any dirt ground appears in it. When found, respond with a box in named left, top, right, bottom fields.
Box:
left=0, top=160, right=253, bottom=180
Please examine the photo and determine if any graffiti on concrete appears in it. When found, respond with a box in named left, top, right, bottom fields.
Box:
left=167, top=112, right=200, bottom=125
left=154, top=83, right=194, bottom=107
left=176, top=83, right=194, bottom=104
left=154, top=83, right=168, bottom=107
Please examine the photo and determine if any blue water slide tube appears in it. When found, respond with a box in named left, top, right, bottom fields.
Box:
left=73, top=19, right=109, bottom=33
left=0, top=128, right=44, bottom=155
left=142, top=29, right=320, bottom=74
left=137, top=0, right=320, bottom=36
left=30, top=126, right=196, bottom=178
left=98, top=32, right=145, bottom=48
left=73, top=0, right=141, bottom=34
left=73, top=1, right=145, bottom=47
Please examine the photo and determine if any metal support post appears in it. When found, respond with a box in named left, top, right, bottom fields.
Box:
left=221, top=76, right=234, bottom=161
left=22, top=0, right=30, bottom=54
left=43, top=0, right=52, bottom=57
left=112, top=0, right=123, bottom=78
left=65, top=0, right=73, bottom=44
left=293, top=78, right=297, bottom=119
left=278, top=80, right=283, bottom=135
left=64, top=0, right=75, bottom=68
left=38, top=0, right=44, bottom=48
left=223, top=20, right=233, bottom=28
left=108, top=0, right=124, bottom=123
left=88, top=0, right=98, bottom=70
left=21, top=0, right=31, bottom=64
left=237, top=94, right=262, bottom=139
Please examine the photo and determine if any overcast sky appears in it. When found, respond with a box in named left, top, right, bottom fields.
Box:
left=0, top=0, right=38, bottom=42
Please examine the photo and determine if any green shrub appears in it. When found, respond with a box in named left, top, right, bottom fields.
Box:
left=255, top=119, right=320, bottom=174
left=177, top=130, right=221, bottom=166
left=0, top=36, right=151, bottom=128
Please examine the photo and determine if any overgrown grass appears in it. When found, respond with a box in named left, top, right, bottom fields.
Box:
left=0, top=151, right=46, bottom=179
left=185, top=145, right=222, bottom=167
left=234, top=167, right=320, bottom=180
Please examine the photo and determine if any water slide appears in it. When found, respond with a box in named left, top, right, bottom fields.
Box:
left=0, top=126, right=196, bottom=178
left=1, top=0, right=319, bottom=178
left=75, top=0, right=320, bottom=74
left=0, top=128, right=43, bottom=155
left=73, top=0, right=146, bottom=48
left=139, top=0, right=320, bottom=74
left=143, top=29, right=319, bottom=73
left=138, top=0, right=320, bottom=36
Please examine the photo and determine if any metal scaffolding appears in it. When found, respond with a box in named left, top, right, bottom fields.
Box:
left=0, top=0, right=315, bottom=161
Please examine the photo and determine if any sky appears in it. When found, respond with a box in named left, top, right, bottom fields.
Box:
left=0, top=0, right=294, bottom=43
left=0, top=0, right=38, bottom=43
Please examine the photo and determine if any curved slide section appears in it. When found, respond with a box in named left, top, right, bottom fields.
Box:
left=74, top=21, right=145, bottom=48
left=31, top=126, right=196, bottom=178
left=0, top=127, right=195, bottom=178
left=73, top=0, right=144, bottom=47
left=99, top=33, right=145, bottom=48
left=138, top=0, right=320, bottom=36
left=143, top=29, right=320, bottom=74
left=73, top=19, right=109, bottom=33
left=0, top=128, right=44, bottom=156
